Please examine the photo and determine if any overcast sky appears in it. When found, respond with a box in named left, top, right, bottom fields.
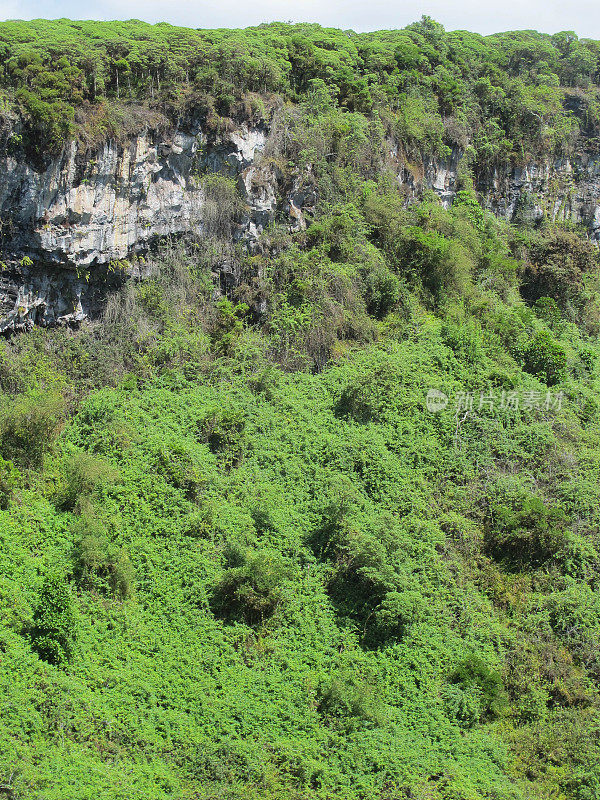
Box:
left=0, top=0, right=598, bottom=38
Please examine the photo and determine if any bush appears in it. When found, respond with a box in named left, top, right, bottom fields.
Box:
left=0, top=391, right=65, bottom=468
left=199, top=408, right=246, bottom=467
left=534, top=296, right=563, bottom=330
left=371, top=590, right=426, bottom=643
left=0, top=456, right=20, bottom=509
left=109, top=550, right=135, bottom=599
left=485, top=488, right=569, bottom=568
left=201, top=174, right=246, bottom=241
left=318, top=515, right=415, bottom=647
left=211, top=548, right=289, bottom=626
left=72, top=512, right=133, bottom=598
left=157, top=440, right=206, bottom=500
left=523, top=330, right=567, bottom=386
left=212, top=299, right=249, bottom=356
left=361, top=264, right=401, bottom=318
left=521, top=229, right=600, bottom=315
left=317, top=670, right=386, bottom=727
left=56, top=450, right=118, bottom=511
left=30, top=573, right=77, bottom=666
left=445, top=653, right=507, bottom=726
left=73, top=514, right=109, bottom=582
left=396, top=227, right=473, bottom=305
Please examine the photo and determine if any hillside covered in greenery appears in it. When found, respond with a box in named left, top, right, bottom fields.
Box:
left=2, top=15, right=600, bottom=800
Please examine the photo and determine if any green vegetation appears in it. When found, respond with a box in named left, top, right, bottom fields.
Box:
left=2, top=14, right=600, bottom=800
left=1, top=17, right=600, bottom=160
left=29, top=572, right=77, bottom=666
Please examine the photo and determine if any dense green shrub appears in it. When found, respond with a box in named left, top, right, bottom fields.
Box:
left=520, top=229, right=600, bottom=315
left=485, top=488, right=569, bottom=568
left=446, top=654, right=508, bottom=726
left=370, top=589, right=426, bottom=643
left=72, top=512, right=133, bottom=598
left=523, top=330, right=567, bottom=386
left=157, top=440, right=206, bottom=500
left=212, top=299, right=249, bottom=356
left=361, top=264, right=401, bottom=318
left=56, top=450, right=118, bottom=511
left=199, top=408, right=246, bottom=465
left=317, top=670, right=387, bottom=727
left=211, top=548, right=289, bottom=626
left=534, top=296, right=563, bottom=330
left=0, top=391, right=65, bottom=468
left=29, top=573, right=76, bottom=666
left=397, top=227, right=474, bottom=305
left=0, top=456, right=20, bottom=509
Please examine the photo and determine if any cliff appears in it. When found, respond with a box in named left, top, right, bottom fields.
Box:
left=1, top=118, right=599, bottom=331
left=421, top=147, right=600, bottom=231
left=0, top=120, right=282, bottom=330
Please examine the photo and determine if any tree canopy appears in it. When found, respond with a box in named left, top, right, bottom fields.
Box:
left=1, top=17, right=600, bottom=157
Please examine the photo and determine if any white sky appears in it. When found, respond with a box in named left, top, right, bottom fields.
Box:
left=0, top=0, right=598, bottom=38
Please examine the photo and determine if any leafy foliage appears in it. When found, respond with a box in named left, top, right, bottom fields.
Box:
left=0, top=391, right=65, bottom=468
left=29, top=573, right=77, bottom=666
left=0, top=17, right=599, bottom=162
left=211, top=548, right=289, bottom=626
left=1, top=16, right=600, bottom=800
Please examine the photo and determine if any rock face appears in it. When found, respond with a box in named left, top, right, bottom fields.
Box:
left=416, top=147, right=600, bottom=236
left=1, top=117, right=600, bottom=330
left=482, top=156, right=600, bottom=234
left=0, top=121, right=282, bottom=330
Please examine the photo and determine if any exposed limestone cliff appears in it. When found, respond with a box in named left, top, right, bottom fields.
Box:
left=0, top=121, right=285, bottom=330
left=1, top=118, right=599, bottom=331
left=416, top=147, right=600, bottom=233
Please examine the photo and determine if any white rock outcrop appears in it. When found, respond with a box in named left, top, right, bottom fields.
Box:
left=0, top=122, right=281, bottom=329
left=2, top=117, right=600, bottom=330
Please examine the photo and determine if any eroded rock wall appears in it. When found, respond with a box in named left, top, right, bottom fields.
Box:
left=415, top=147, right=600, bottom=235
left=0, top=122, right=283, bottom=330
left=1, top=117, right=600, bottom=331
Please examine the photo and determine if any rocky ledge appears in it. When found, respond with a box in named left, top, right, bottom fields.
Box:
left=1, top=117, right=600, bottom=330
left=0, top=121, right=294, bottom=330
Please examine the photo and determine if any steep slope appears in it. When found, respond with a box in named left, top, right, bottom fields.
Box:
left=1, top=17, right=600, bottom=800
